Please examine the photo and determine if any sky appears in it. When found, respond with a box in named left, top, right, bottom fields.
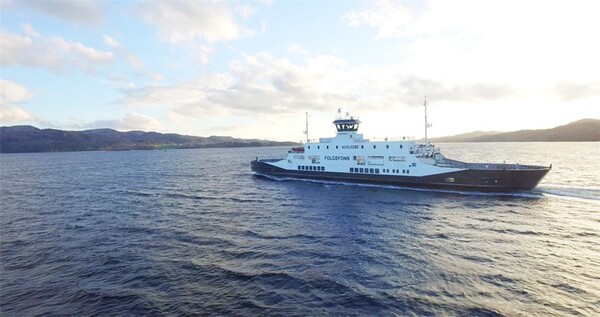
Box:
left=1, top=0, right=599, bottom=142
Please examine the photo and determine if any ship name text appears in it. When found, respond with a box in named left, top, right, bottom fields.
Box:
left=325, top=155, right=351, bottom=161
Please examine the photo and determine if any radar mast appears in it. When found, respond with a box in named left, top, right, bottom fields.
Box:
left=303, top=112, right=309, bottom=143
left=424, top=96, right=432, bottom=143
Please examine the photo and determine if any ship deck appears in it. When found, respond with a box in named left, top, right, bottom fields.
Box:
left=435, top=157, right=550, bottom=171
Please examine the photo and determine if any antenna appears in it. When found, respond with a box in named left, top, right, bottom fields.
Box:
left=424, top=96, right=432, bottom=143
left=303, top=112, right=309, bottom=143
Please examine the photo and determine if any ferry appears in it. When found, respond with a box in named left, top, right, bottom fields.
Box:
left=251, top=103, right=551, bottom=192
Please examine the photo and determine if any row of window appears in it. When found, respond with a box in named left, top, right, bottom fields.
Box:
left=350, top=167, right=380, bottom=174
left=298, top=165, right=325, bottom=171
left=350, top=167, right=411, bottom=174
left=297, top=165, right=413, bottom=174
left=307, top=144, right=404, bottom=150
left=383, top=169, right=411, bottom=174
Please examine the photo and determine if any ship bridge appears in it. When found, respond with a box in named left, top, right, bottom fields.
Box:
left=333, top=109, right=360, bottom=133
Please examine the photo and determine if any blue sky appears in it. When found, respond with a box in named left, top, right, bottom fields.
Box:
left=1, top=0, right=599, bottom=141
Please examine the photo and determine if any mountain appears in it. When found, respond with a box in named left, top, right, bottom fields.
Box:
left=426, top=119, right=599, bottom=142
left=0, top=126, right=297, bottom=153
left=424, top=130, right=502, bottom=143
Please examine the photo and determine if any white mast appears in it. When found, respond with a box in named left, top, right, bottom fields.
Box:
left=424, top=96, right=432, bottom=143
left=303, top=112, right=309, bottom=143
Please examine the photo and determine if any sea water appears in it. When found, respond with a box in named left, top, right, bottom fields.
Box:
left=1, top=142, right=598, bottom=316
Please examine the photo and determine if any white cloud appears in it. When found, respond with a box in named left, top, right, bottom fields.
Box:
left=136, top=0, right=254, bottom=44
left=197, top=45, right=213, bottom=65
left=345, top=0, right=600, bottom=85
left=287, top=43, right=310, bottom=55
left=85, top=112, right=165, bottom=132
left=0, top=30, right=113, bottom=74
left=116, top=50, right=517, bottom=123
left=103, top=35, right=120, bottom=49
left=103, top=34, right=143, bottom=70
left=151, top=73, right=163, bottom=82
left=554, top=81, right=600, bottom=102
left=22, top=23, right=39, bottom=37
left=235, top=4, right=256, bottom=19
left=20, top=0, right=104, bottom=26
left=0, top=106, right=33, bottom=123
left=344, top=0, right=414, bottom=38
left=0, top=79, right=31, bottom=104
left=0, top=79, right=33, bottom=123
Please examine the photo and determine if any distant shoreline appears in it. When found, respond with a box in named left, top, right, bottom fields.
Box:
left=0, top=125, right=298, bottom=154
left=1, top=118, right=597, bottom=153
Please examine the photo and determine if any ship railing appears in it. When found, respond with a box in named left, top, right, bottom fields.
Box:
left=305, top=136, right=415, bottom=143
left=369, top=136, right=415, bottom=142
left=257, top=158, right=282, bottom=162
left=436, top=157, right=548, bottom=170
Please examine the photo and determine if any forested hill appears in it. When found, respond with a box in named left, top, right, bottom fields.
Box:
left=0, top=126, right=297, bottom=153
left=427, top=119, right=599, bottom=142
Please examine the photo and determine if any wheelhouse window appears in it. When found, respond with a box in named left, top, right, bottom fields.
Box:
left=335, top=123, right=359, bottom=132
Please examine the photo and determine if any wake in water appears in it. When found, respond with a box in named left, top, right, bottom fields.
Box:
left=537, top=185, right=600, bottom=202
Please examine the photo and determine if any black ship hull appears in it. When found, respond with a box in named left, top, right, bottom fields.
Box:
left=251, top=160, right=550, bottom=192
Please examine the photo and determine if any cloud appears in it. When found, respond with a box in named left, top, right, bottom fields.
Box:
left=0, top=79, right=33, bottom=123
left=115, top=50, right=518, bottom=127
left=136, top=0, right=254, bottom=44
left=84, top=112, right=165, bottom=132
left=0, top=79, right=31, bottom=104
left=103, top=34, right=143, bottom=70
left=345, top=0, right=600, bottom=86
left=344, top=0, right=415, bottom=38
left=392, top=75, right=516, bottom=106
left=0, top=29, right=113, bottom=75
left=117, top=52, right=356, bottom=116
left=0, top=106, right=33, bottom=123
left=554, top=81, right=600, bottom=102
left=287, top=43, right=310, bottom=55
left=102, top=35, right=120, bottom=49
left=20, top=0, right=104, bottom=26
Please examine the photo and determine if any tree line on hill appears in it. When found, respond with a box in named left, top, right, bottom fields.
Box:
left=0, top=126, right=297, bottom=153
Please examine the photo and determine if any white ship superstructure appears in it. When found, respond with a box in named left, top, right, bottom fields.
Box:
left=273, top=110, right=460, bottom=177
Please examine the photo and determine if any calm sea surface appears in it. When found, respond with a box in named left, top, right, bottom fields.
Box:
left=1, top=142, right=599, bottom=316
